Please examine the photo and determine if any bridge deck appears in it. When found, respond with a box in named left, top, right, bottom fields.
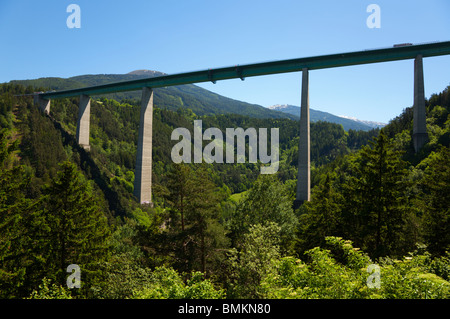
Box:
left=40, top=41, right=450, bottom=100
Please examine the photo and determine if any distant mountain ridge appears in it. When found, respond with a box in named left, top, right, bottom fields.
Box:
left=127, top=70, right=168, bottom=76
left=336, top=115, right=387, bottom=129
left=269, top=104, right=386, bottom=131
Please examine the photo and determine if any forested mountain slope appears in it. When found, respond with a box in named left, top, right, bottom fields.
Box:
left=0, top=83, right=449, bottom=299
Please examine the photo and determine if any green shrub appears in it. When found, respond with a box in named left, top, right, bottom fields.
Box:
left=261, top=237, right=450, bottom=299
left=28, top=278, right=72, bottom=299
left=132, top=266, right=224, bottom=299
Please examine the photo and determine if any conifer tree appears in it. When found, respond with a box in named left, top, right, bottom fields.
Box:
left=186, top=164, right=228, bottom=274
left=297, top=173, right=343, bottom=253
left=0, top=129, right=32, bottom=297
left=166, top=163, right=193, bottom=231
left=419, top=146, right=450, bottom=255
left=164, top=163, right=228, bottom=274
left=342, top=130, right=414, bottom=258
left=38, top=161, right=111, bottom=293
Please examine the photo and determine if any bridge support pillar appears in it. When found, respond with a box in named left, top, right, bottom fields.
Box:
left=134, top=87, right=153, bottom=205
left=35, top=95, right=51, bottom=114
left=76, top=94, right=91, bottom=151
left=413, top=55, right=428, bottom=153
left=294, top=68, right=310, bottom=209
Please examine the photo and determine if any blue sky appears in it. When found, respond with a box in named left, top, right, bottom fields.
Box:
left=1, top=0, right=449, bottom=123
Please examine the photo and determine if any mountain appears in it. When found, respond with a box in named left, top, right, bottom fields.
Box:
left=337, top=115, right=386, bottom=129
left=269, top=104, right=385, bottom=131
left=127, top=70, right=168, bottom=76
left=10, top=70, right=297, bottom=120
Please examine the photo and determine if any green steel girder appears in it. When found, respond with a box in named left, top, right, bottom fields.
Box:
left=40, top=41, right=450, bottom=100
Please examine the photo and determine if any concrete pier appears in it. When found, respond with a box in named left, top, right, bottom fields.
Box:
left=35, top=95, right=51, bottom=114
left=294, top=68, right=311, bottom=209
left=133, top=87, right=153, bottom=205
left=76, top=94, right=91, bottom=151
left=413, top=55, right=428, bottom=152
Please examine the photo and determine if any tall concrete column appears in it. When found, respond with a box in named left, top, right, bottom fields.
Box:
left=134, top=87, right=153, bottom=205
left=76, top=94, right=91, bottom=151
left=35, top=95, right=51, bottom=114
left=294, top=68, right=310, bottom=209
left=413, top=55, right=428, bottom=152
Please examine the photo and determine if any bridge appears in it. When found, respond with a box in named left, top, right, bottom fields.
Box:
left=33, top=41, right=450, bottom=207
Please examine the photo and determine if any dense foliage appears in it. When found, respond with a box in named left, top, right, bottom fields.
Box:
left=0, top=82, right=449, bottom=299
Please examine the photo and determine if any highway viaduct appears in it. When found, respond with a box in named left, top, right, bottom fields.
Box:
left=33, top=41, right=450, bottom=207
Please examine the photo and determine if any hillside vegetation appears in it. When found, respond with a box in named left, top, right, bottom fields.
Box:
left=0, top=82, right=449, bottom=299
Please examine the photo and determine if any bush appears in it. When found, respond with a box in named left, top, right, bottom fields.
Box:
left=132, top=266, right=225, bottom=299
left=261, top=237, right=450, bottom=299
left=377, top=256, right=450, bottom=299
left=28, top=278, right=72, bottom=299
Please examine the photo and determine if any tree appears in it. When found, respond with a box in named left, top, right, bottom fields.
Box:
left=227, top=222, right=281, bottom=299
left=37, top=161, right=111, bottom=294
left=229, top=174, right=297, bottom=252
left=165, top=163, right=193, bottom=231
left=341, top=130, right=415, bottom=258
left=162, top=163, right=229, bottom=274
left=0, top=129, right=33, bottom=298
left=418, top=146, right=450, bottom=255
left=297, top=173, right=343, bottom=254
left=185, top=164, right=229, bottom=274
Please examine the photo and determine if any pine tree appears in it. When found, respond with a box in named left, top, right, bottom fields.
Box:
left=165, top=163, right=193, bottom=231
left=297, top=173, right=343, bottom=253
left=0, top=129, right=32, bottom=297
left=342, top=130, right=414, bottom=258
left=38, top=161, right=111, bottom=293
left=186, top=164, right=228, bottom=274
left=164, top=163, right=228, bottom=274
left=419, top=146, right=450, bottom=255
